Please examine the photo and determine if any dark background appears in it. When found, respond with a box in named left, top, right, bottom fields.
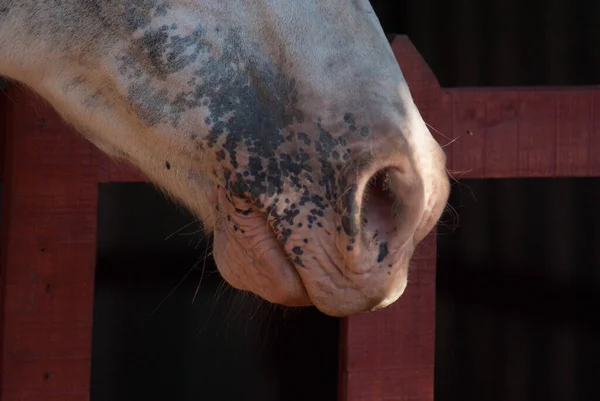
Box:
left=88, top=1, right=600, bottom=400
left=436, top=179, right=600, bottom=401
left=372, top=0, right=600, bottom=87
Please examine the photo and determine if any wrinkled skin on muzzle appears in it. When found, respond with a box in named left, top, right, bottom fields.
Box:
left=0, top=0, right=450, bottom=316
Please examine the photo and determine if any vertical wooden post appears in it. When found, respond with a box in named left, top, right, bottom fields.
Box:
left=339, top=36, right=443, bottom=401
left=0, top=86, right=99, bottom=401
left=339, top=234, right=438, bottom=401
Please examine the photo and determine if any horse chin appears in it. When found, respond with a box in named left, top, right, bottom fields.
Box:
left=212, top=228, right=313, bottom=307
left=211, top=190, right=313, bottom=307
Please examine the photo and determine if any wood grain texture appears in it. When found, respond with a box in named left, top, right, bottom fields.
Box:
left=340, top=233, right=437, bottom=401
left=0, top=85, right=5, bottom=182
left=96, top=151, right=146, bottom=183
left=591, top=93, right=600, bottom=176
left=444, top=88, right=600, bottom=178
left=0, top=87, right=98, bottom=400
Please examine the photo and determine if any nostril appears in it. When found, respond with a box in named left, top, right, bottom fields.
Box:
left=361, top=168, right=402, bottom=245
left=359, top=166, right=425, bottom=252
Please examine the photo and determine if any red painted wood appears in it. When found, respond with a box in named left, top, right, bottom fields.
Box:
left=340, top=233, right=437, bottom=401
left=451, top=91, right=487, bottom=177
left=97, top=151, right=146, bottom=183
left=555, top=91, right=593, bottom=176
left=483, top=91, right=520, bottom=177
left=588, top=91, right=600, bottom=177
left=0, top=87, right=98, bottom=400
left=591, top=92, right=600, bottom=176
left=514, top=90, right=557, bottom=177
left=0, top=86, right=5, bottom=181
left=439, top=87, right=600, bottom=178
left=3, top=396, right=88, bottom=401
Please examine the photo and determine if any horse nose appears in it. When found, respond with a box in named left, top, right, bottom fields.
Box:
left=309, top=146, right=428, bottom=316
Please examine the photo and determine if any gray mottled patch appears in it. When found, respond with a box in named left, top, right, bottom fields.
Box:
left=136, top=25, right=207, bottom=77
left=116, top=4, right=384, bottom=266
left=127, top=81, right=169, bottom=125
left=124, top=0, right=162, bottom=31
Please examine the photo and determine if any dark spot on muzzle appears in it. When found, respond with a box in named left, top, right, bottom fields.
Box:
left=377, top=241, right=389, bottom=263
